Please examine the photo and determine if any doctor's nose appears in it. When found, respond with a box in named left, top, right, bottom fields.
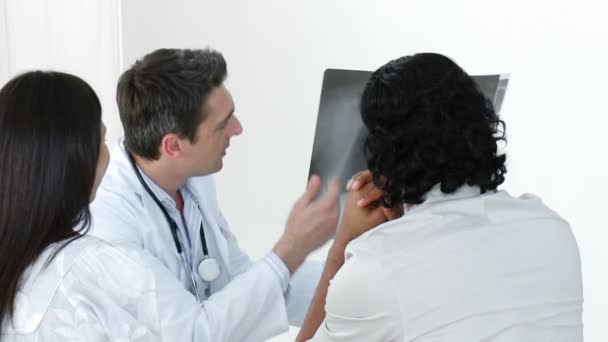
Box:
left=229, top=115, right=243, bottom=137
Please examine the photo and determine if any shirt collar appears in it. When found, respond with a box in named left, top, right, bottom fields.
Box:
left=387, top=184, right=491, bottom=226
left=419, top=184, right=485, bottom=207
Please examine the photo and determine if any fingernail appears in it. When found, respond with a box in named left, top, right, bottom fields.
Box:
left=357, top=198, right=364, bottom=206
left=346, top=179, right=352, bottom=190
left=353, top=181, right=361, bottom=190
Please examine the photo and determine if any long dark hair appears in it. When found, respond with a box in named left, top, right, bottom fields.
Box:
left=0, top=71, right=102, bottom=329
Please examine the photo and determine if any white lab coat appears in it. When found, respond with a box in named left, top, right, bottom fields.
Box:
left=88, top=140, right=322, bottom=341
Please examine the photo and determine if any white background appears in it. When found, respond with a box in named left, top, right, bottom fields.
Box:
left=0, top=0, right=122, bottom=144
left=2, top=0, right=607, bottom=340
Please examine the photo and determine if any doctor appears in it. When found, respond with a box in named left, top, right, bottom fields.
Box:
left=90, top=48, right=341, bottom=341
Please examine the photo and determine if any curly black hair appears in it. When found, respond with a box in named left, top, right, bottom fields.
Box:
left=360, top=53, right=507, bottom=206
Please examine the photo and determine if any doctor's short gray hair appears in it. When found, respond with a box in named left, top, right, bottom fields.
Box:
left=117, top=48, right=227, bottom=160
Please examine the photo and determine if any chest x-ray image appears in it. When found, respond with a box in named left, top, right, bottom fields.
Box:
left=308, top=69, right=509, bottom=193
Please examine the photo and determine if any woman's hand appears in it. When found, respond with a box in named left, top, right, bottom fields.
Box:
left=346, top=170, right=404, bottom=221
left=335, top=188, right=387, bottom=244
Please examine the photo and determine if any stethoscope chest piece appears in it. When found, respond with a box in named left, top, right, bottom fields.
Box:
left=198, top=257, right=220, bottom=282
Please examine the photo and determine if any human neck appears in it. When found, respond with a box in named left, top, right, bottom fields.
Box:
left=134, top=155, right=187, bottom=203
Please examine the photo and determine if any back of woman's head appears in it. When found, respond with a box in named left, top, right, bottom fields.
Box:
left=0, top=71, right=101, bottom=328
left=361, top=53, right=507, bottom=206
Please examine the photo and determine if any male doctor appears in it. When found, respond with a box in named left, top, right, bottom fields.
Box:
left=90, top=48, right=341, bottom=341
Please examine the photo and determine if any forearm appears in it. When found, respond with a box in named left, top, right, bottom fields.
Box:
left=295, top=240, right=348, bottom=342
left=273, top=236, right=307, bottom=274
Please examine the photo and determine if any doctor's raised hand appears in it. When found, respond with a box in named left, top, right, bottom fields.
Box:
left=273, top=175, right=341, bottom=274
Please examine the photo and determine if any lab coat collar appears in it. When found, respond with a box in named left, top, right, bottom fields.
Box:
left=110, top=139, right=201, bottom=211
left=106, top=138, right=149, bottom=202
left=133, top=160, right=177, bottom=210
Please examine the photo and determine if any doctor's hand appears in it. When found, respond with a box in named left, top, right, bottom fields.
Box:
left=273, top=175, right=340, bottom=274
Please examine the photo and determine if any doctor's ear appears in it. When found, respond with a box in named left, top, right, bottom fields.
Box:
left=160, top=133, right=184, bottom=159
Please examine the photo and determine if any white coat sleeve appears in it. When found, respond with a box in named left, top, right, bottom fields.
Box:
left=307, top=256, right=403, bottom=342
left=216, top=211, right=254, bottom=277
left=217, top=211, right=325, bottom=326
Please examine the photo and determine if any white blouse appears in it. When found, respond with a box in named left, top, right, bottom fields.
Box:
left=1, top=235, right=287, bottom=341
left=310, top=186, right=583, bottom=341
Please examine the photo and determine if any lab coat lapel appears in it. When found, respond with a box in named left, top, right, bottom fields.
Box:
left=112, top=141, right=187, bottom=280
left=190, top=177, right=230, bottom=276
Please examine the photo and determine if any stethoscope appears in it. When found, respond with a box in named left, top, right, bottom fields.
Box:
left=127, top=151, right=220, bottom=302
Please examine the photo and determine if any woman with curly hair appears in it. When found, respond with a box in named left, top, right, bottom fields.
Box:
left=298, top=53, right=583, bottom=341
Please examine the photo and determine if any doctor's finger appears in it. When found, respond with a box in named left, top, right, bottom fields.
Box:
left=320, top=178, right=341, bottom=208
left=298, top=174, right=322, bottom=206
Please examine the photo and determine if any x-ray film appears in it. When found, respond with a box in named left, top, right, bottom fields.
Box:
left=308, top=69, right=509, bottom=193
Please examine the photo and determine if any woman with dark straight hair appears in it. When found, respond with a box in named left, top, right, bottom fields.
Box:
left=0, top=70, right=107, bottom=323
left=0, top=71, right=253, bottom=341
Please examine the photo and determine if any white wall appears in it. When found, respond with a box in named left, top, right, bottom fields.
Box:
left=0, top=1, right=9, bottom=85
left=0, top=0, right=122, bottom=144
left=121, top=1, right=607, bottom=340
